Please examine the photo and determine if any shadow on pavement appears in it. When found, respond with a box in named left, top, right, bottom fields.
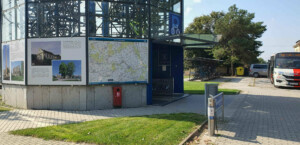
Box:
left=217, top=94, right=300, bottom=144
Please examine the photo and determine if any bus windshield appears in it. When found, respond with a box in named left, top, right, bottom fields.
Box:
left=275, top=57, right=300, bottom=69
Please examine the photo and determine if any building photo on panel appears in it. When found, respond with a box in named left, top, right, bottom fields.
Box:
left=2, top=45, right=10, bottom=81
left=52, top=60, right=82, bottom=82
left=11, top=61, right=24, bottom=81
left=31, top=41, right=61, bottom=66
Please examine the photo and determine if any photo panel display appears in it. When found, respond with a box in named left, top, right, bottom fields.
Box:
left=2, top=40, right=25, bottom=85
left=88, top=38, right=149, bottom=84
left=28, top=37, right=86, bottom=85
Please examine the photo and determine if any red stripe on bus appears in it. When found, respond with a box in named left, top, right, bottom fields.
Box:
left=294, top=69, right=300, bottom=77
left=294, top=69, right=300, bottom=88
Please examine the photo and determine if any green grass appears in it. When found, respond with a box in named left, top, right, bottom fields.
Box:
left=0, top=106, right=10, bottom=112
left=12, top=76, right=24, bottom=81
left=184, top=81, right=240, bottom=95
left=11, top=113, right=206, bottom=145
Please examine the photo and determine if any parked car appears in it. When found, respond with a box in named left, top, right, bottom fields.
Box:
left=249, top=64, right=268, bottom=77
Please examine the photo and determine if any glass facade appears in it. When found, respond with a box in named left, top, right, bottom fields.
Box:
left=151, top=0, right=181, bottom=38
left=88, top=0, right=149, bottom=38
left=21, top=0, right=182, bottom=39
left=27, top=0, right=86, bottom=38
left=1, top=0, right=183, bottom=42
left=2, top=0, right=25, bottom=42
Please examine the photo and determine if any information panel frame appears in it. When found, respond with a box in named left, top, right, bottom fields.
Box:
left=2, top=39, right=26, bottom=85
left=27, top=37, right=86, bottom=85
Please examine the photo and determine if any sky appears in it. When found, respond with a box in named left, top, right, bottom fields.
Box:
left=11, top=61, right=23, bottom=70
left=184, top=0, right=300, bottom=61
left=31, top=41, right=61, bottom=55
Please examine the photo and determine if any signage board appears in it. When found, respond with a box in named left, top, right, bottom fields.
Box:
left=169, top=12, right=182, bottom=35
left=27, top=37, right=86, bottom=85
left=88, top=37, right=149, bottom=84
left=2, top=40, right=25, bottom=85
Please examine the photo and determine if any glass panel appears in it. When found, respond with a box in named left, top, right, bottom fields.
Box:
left=2, top=0, right=15, bottom=10
left=89, top=1, right=149, bottom=38
left=173, top=2, right=181, bottom=13
left=16, top=0, right=25, bottom=5
left=27, top=0, right=86, bottom=38
left=151, top=6, right=169, bottom=38
left=2, top=9, right=16, bottom=41
left=17, top=5, right=25, bottom=39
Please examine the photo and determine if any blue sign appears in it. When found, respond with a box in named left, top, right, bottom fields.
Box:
left=169, top=13, right=182, bottom=35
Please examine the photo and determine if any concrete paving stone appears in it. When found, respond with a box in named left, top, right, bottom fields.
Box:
left=213, top=77, right=300, bottom=145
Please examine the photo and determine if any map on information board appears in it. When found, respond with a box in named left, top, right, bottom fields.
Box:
left=88, top=38, right=149, bottom=84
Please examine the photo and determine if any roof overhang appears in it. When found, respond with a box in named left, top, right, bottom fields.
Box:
left=152, top=34, right=221, bottom=49
left=185, top=57, right=223, bottom=62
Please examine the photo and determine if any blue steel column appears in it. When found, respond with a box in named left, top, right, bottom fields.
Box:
left=102, top=2, right=109, bottom=37
left=147, top=40, right=153, bottom=105
left=0, top=0, right=2, bottom=82
left=147, top=0, right=153, bottom=105
left=25, top=0, right=28, bottom=85
left=86, top=0, right=90, bottom=85
left=88, top=1, right=96, bottom=36
left=181, top=0, right=184, bottom=32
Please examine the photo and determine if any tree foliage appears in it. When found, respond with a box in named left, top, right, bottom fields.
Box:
left=59, top=62, right=68, bottom=78
left=67, top=62, right=75, bottom=77
left=59, top=62, right=76, bottom=79
left=257, top=58, right=267, bottom=64
left=184, top=5, right=267, bottom=75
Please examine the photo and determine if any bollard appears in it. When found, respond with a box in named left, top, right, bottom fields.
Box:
left=208, top=98, right=215, bottom=136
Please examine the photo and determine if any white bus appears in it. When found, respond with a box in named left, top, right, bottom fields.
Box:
left=268, top=52, right=300, bottom=88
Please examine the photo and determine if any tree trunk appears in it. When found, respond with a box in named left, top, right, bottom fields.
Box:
left=231, top=61, right=234, bottom=76
left=231, top=50, right=234, bottom=76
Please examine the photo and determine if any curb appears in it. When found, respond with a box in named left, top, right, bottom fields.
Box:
left=179, top=120, right=208, bottom=145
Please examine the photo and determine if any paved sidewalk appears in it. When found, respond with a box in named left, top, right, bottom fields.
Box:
left=213, top=77, right=300, bottom=145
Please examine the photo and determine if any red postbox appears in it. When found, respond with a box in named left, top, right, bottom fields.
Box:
left=113, top=87, right=122, bottom=107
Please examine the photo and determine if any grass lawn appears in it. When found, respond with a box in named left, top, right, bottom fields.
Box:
left=11, top=113, right=206, bottom=145
left=0, top=106, right=10, bottom=112
left=184, top=81, right=240, bottom=95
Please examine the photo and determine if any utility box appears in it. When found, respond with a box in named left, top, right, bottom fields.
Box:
left=113, top=87, right=122, bottom=107
left=236, top=67, right=245, bottom=76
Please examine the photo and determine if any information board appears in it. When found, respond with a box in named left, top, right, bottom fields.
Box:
left=2, top=40, right=25, bottom=85
left=88, top=38, right=149, bottom=84
left=28, top=37, right=86, bottom=85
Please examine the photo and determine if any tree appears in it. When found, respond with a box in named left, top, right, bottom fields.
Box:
left=184, top=12, right=224, bottom=70
left=59, top=62, right=68, bottom=78
left=213, top=5, right=267, bottom=75
left=257, top=58, right=267, bottom=64
left=67, top=62, right=75, bottom=78
left=184, top=5, right=266, bottom=75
